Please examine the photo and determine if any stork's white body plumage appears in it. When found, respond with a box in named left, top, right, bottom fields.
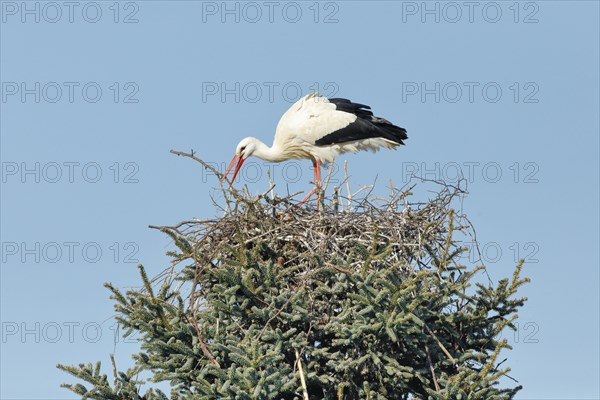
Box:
left=223, top=92, right=408, bottom=204
left=272, top=93, right=403, bottom=164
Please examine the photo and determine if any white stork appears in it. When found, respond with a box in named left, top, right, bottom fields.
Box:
left=222, top=92, right=408, bottom=204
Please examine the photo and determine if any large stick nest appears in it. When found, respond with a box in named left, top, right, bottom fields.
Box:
left=150, top=151, right=475, bottom=303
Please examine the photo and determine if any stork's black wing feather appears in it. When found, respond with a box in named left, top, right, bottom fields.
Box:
left=327, top=98, right=374, bottom=118
left=315, top=98, right=408, bottom=146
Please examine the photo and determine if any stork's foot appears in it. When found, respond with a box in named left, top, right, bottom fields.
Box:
left=297, top=185, right=322, bottom=210
left=298, top=187, right=317, bottom=207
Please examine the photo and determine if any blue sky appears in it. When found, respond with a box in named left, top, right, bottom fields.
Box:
left=1, top=1, right=598, bottom=398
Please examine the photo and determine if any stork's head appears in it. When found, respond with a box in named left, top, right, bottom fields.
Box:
left=222, top=137, right=259, bottom=184
left=236, top=137, right=259, bottom=159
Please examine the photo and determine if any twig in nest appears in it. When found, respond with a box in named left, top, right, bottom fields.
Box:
left=344, top=160, right=351, bottom=210
left=170, top=149, right=223, bottom=179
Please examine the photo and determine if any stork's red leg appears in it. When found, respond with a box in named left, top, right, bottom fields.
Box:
left=314, top=159, right=322, bottom=186
left=314, top=159, right=322, bottom=210
left=298, top=159, right=322, bottom=208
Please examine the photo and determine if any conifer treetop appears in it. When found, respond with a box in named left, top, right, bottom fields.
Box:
left=58, top=154, right=529, bottom=400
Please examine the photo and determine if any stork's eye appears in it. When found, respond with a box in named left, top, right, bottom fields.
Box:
left=240, top=146, right=246, bottom=152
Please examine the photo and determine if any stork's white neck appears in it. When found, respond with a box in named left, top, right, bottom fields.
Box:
left=251, top=139, right=288, bottom=162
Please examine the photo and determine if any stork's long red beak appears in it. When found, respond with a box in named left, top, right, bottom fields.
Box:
left=222, top=154, right=245, bottom=185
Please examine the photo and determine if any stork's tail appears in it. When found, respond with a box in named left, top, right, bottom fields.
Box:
left=327, top=97, right=408, bottom=146
left=370, top=116, right=408, bottom=146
